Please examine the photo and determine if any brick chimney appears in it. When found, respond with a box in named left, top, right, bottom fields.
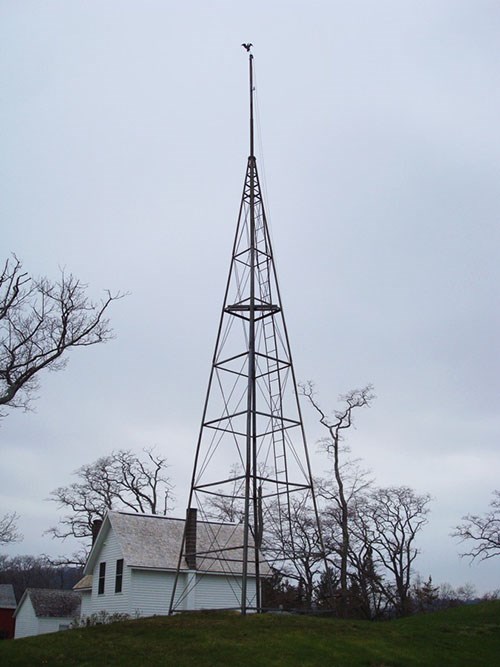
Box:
left=185, top=508, right=197, bottom=570
left=91, top=519, right=103, bottom=545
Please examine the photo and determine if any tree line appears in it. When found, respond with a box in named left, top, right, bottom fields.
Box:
left=2, top=438, right=498, bottom=616
left=0, top=555, right=83, bottom=604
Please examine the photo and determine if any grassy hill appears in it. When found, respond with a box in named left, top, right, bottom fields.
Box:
left=2, top=601, right=499, bottom=666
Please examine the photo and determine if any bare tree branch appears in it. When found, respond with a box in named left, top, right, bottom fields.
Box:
left=0, top=255, right=124, bottom=416
left=204, top=463, right=246, bottom=523
left=0, top=511, right=23, bottom=545
left=452, top=490, right=500, bottom=562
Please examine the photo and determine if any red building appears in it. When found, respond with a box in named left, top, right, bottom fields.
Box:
left=0, top=584, right=17, bottom=639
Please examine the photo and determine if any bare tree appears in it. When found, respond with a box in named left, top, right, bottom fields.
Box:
left=264, top=493, right=326, bottom=607
left=300, top=382, right=374, bottom=616
left=0, top=255, right=122, bottom=416
left=452, top=490, right=500, bottom=562
left=362, top=486, right=431, bottom=616
left=0, top=511, right=22, bottom=546
left=318, top=461, right=384, bottom=617
left=47, top=448, right=174, bottom=562
left=340, top=497, right=388, bottom=619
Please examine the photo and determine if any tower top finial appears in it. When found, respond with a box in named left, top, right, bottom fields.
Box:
left=242, top=44, right=255, bottom=157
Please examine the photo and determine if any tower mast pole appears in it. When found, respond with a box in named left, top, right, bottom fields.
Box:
left=249, top=52, right=255, bottom=159
left=241, top=45, right=258, bottom=615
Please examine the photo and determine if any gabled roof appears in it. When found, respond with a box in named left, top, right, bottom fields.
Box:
left=14, top=589, right=81, bottom=619
left=84, top=511, right=271, bottom=577
left=0, top=584, right=16, bottom=609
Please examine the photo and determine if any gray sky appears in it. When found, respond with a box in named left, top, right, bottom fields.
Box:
left=1, top=1, right=499, bottom=594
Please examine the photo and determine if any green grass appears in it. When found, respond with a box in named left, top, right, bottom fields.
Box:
left=2, top=601, right=500, bottom=666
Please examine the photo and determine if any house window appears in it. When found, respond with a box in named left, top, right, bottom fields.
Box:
left=98, top=561, right=106, bottom=594
left=115, top=558, right=124, bottom=593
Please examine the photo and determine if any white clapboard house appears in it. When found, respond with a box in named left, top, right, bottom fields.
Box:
left=14, top=589, right=81, bottom=638
left=78, top=510, right=264, bottom=618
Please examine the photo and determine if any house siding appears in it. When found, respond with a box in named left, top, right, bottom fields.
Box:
left=14, top=597, right=38, bottom=639
left=195, top=573, right=256, bottom=610
left=84, top=566, right=256, bottom=619
left=79, top=590, right=92, bottom=618
left=130, top=570, right=183, bottom=617
left=86, top=527, right=131, bottom=617
left=38, top=617, right=73, bottom=634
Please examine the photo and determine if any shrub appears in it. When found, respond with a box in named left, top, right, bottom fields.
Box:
left=71, top=610, right=130, bottom=628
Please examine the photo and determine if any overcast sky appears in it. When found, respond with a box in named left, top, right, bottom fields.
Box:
left=1, top=1, right=499, bottom=595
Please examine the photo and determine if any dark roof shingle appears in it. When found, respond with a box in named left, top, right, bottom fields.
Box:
left=0, top=584, right=16, bottom=609
left=26, top=589, right=81, bottom=618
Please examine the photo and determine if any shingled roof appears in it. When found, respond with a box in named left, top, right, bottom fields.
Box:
left=15, top=589, right=81, bottom=619
left=85, top=511, right=271, bottom=577
left=0, top=584, right=16, bottom=609
left=73, top=575, right=92, bottom=591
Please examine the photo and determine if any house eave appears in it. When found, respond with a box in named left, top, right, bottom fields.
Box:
left=12, top=589, right=29, bottom=619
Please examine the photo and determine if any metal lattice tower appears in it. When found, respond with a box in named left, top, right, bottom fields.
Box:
left=169, top=47, right=326, bottom=615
